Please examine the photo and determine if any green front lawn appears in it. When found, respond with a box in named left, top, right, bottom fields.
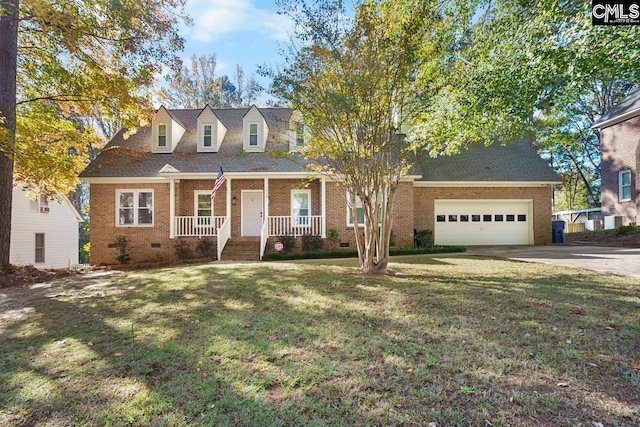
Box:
left=1, top=256, right=638, bottom=426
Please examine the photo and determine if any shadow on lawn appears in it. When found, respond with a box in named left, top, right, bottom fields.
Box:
left=1, top=257, right=638, bottom=425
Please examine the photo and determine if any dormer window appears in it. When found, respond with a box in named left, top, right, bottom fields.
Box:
left=203, top=124, right=212, bottom=147
left=296, top=123, right=305, bottom=146
left=249, top=123, right=258, bottom=146
left=158, top=124, right=167, bottom=147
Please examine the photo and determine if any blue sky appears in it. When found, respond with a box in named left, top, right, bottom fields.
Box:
left=178, top=0, right=295, bottom=102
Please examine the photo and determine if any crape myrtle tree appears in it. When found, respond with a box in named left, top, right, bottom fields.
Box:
left=268, top=0, right=458, bottom=274
left=0, top=0, right=188, bottom=266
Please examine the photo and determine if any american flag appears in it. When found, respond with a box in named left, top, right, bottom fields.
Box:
left=210, top=167, right=226, bottom=200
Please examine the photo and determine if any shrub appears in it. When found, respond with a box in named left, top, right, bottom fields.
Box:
left=414, top=229, right=433, bottom=248
left=278, top=234, right=296, bottom=253
left=173, top=239, right=193, bottom=260
left=301, top=234, right=323, bottom=252
left=79, top=242, right=90, bottom=264
left=196, top=238, right=214, bottom=258
left=616, top=224, right=636, bottom=236
left=114, top=235, right=131, bottom=264
left=327, top=227, right=340, bottom=250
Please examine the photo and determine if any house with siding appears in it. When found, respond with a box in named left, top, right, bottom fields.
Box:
left=593, top=88, right=640, bottom=225
left=10, top=185, right=82, bottom=269
left=80, top=105, right=560, bottom=264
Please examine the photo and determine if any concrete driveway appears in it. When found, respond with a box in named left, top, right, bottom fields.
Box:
left=465, top=245, right=640, bottom=279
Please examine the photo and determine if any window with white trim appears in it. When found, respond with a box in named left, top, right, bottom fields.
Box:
left=347, top=191, right=383, bottom=226
left=249, top=123, right=258, bottom=146
left=158, top=124, right=167, bottom=147
left=35, top=233, right=45, bottom=263
left=619, top=170, right=632, bottom=202
left=195, top=190, right=214, bottom=226
left=296, top=123, right=305, bottom=146
left=39, top=194, right=49, bottom=213
left=291, top=190, right=310, bottom=226
left=117, top=190, right=154, bottom=226
left=203, top=124, right=212, bottom=147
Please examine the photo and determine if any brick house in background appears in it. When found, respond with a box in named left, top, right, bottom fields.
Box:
left=593, top=88, right=640, bottom=225
left=80, top=105, right=560, bottom=265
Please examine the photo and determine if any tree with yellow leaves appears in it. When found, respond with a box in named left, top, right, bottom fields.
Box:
left=0, top=0, right=188, bottom=266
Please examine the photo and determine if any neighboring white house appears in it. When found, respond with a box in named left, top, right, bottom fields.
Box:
left=10, top=185, right=82, bottom=269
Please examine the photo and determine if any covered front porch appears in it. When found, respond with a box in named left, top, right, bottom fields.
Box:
left=166, top=175, right=328, bottom=260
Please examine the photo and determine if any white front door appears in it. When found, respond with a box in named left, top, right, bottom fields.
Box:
left=242, top=190, right=263, bottom=236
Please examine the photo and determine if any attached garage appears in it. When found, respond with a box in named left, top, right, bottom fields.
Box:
left=434, top=199, right=533, bottom=245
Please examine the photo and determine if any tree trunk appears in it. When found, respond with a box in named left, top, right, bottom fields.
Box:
left=0, top=0, right=19, bottom=267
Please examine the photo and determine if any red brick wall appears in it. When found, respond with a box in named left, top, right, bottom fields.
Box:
left=413, top=186, right=553, bottom=244
left=324, top=181, right=415, bottom=249
left=599, top=115, right=640, bottom=224
left=89, top=183, right=175, bottom=264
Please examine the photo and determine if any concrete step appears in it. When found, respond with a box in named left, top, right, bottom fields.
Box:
left=220, top=238, right=261, bottom=261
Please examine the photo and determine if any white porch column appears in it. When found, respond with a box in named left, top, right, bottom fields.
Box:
left=169, top=178, right=175, bottom=238
left=321, top=176, right=326, bottom=238
left=226, top=177, right=231, bottom=222
left=264, top=177, right=269, bottom=222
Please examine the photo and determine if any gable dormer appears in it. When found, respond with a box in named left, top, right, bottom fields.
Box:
left=242, top=105, right=269, bottom=152
left=151, top=106, right=185, bottom=153
left=289, top=110, right=307, bottom=152
left=197, top=105, right=227, bottom=152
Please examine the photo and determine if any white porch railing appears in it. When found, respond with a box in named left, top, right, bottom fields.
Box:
left=217, top=217, right=230, bottom=261
left=174, top=216, right=226, bottom=237
left=259, top=219, right=269, bottom=260
left=268, top=215, right=323, bottom=237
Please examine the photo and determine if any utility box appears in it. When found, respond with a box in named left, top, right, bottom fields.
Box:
left=585, top=220, right=603, bottom=231
left=604, top=216, right=623, bottom=230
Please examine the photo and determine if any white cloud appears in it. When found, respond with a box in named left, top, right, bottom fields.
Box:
left=186, top=0, right=293, bottom=43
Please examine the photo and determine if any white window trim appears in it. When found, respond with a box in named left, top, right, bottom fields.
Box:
left=158, top=123, right=167, bottom=148
left=202, top=123, right=213, bottom=149
left=194, top=190, right=214, bottom=218
left=115, top=189, right=155, bottom=227
left=291, top=189, right=311, bottom=227
left=346, top=191, right=383, bottom=227
left=35, top=233, right=45, bottom=264
left=619, top=170, right=632, bottom=202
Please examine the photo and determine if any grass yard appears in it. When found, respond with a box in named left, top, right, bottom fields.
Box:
left=1, top=256, right=639, bottom=426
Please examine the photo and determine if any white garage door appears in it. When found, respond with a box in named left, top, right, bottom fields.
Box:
left=434, top=200, right=533, bottom=245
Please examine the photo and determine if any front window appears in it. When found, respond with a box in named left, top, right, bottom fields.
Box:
left=158, top=124, right=167, bottom=147
left=296, top=123, right=305, bottom=146
left=619, top=170, right=632, bottom=202
left=249, top=123, right=258, bottom=146
left=117, top=190, right=153, bottom=226
left=291, top=190, right=310, bottom=226
left=203, top=124, right=212, bottom=147
left=195, top=191, right=213, bottom=226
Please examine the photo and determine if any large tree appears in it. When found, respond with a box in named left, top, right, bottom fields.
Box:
left=411, top=1, right=640, bottom=208
left=0, top=0, right=187, bottom=266
left=161, top=54, right=264, bottom=108
left=269, top=0, right=456, bottom=274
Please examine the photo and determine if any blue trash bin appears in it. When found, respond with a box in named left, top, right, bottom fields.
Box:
left=552, top=221, right=565, bottom=243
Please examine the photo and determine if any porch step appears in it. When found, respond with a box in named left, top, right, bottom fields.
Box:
left=220, top=237, right=261, bottom=261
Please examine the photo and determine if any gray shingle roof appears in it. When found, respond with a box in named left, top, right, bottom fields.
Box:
left=80, top=107, right=311, bottom=178
left=81, top=107, right=559, bottom=183
left=418, top=141, right=560, bottom=182
left=592, top=88, right=640, bottom=129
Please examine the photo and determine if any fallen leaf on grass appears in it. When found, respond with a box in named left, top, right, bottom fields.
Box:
left=573, top=307, right=584, bottom=315
left=632, top=360, right=640, bottom=370
left=243, top=324, right=252, bottom=329
left=556, top=382, right=569, bottom=387
left=592, top=422, right=604, bottom=427
left=605, top=326, right=615, bottom=331
left=114, top=352, right=123, bottom=357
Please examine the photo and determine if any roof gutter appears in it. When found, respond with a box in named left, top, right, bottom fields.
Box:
left=592, top=107, right=640, bottom=129
left=414, top=181, right=561, bottom=187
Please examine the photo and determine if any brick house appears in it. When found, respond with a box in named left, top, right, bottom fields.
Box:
left=593, top=88, right=640, bottom=225
left=80, top=106, right=560, bottom=264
